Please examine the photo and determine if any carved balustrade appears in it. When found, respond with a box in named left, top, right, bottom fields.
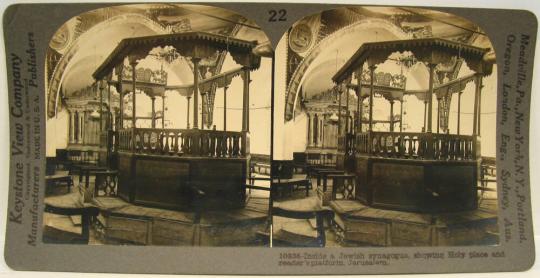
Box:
left=352, top=131, right=477, bottom=161
left=116, top=128, right=247, bottom=158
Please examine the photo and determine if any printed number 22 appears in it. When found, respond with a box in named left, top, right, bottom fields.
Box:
left=268, top=9, right=287, bottom=22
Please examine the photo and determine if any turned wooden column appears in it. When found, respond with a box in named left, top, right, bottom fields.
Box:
left=112, top=112, right=116, bottom=132
left=201, top=92, right=206, bottom=130
left=151, top=96, right=156, bottom=128
left=345, top=88, right=350, bottom=134
left=314, top=114, right=319, bottom=146
left=73, top=111, right=78, bottom=143
left=186, top=96, right=191, bottom=129
left=478, top=94, right=482, bottom=136
left=307, top=113, right=312, bottom=147
left=312, top=113, right=316, bottom=146
left=427, top=63, right=436, bottom=133
left=473, top=74, right=480, bottom=135
left=427, top=63, right=437, bottom=133
left=117, top=68, right=124, bottom=129
left=473, top=74, right=483, bottom=136
left=99, top=80, right=104, bottom=131
left=106, top=79, right=112, bottom=130
left=223, top=86, right=228, bottom=131
left=80, top=112, right=84, bottom=144
left=368, top=65, right=376, bottom=132
left=192, top=58, right=201, bottom=129
left=129, top=59, right=138, bottom=128
left=162, top=95, right=166, bottom=129
left=82, top=111, right=86, bottom=143
left=79, top=112, right=84, bottom=144
left=356, top=87, right=361, bottom=133
left=423, top=63, right=437, bottom=159
left=399, top=100, right=403, bottom=133
left=338, top=88, right=342, bottom=135
left=69, top=111, right=74, bottom=143
left=242, top=67, right=250, bottom=132
left=75, top=111, right=79, bottom=143
left=247, top=80, right=251, bottom=131
left=389, top=99, right=394, bottom=132
left=320, top=117, right=324, bottom=145
left=423, top=101, right=427, bottom=132
left=436, top=97, right=441, bottom=134
left=321, top=115, right=325, bottom=147
left=457, top=91, right=462, bottom=135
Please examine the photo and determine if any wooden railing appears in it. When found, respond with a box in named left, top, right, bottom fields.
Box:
left=354, top=131, right=477, bottom=161
left=116, top=128, right=248, bottom=158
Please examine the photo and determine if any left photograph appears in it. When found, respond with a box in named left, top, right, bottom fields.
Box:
left=44, top=4, right=273, bottom=246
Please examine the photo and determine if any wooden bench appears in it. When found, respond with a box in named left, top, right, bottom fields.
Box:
left=43, top=194, right=100, bottom=244
left=272, top=207, right=334, bottom=247
left=272, top=175, right=311, bottom=199
left=45, top=173, right=73, bottom=195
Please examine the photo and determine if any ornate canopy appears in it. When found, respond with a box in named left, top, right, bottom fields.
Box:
left=332, top=37, right=492, bottom=84
left=93, top=32, right=261, bottom=80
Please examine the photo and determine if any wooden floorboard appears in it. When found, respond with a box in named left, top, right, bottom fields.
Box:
left=330, top=199, right=497, bottom=226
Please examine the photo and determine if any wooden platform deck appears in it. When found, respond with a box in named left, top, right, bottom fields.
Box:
left=96, top=196, right=269, bottom=246
left=43, top=189, right=270, bottom=246
left=271, top=183, right=498, bottom=247
left=330, top=198, right=498, bottom=246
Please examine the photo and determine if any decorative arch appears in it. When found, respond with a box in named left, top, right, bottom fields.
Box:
left=47, top=13, right=168, bottom=117
left=284, top=18, right=411, bottom=122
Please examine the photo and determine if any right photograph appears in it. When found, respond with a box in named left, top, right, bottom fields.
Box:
left=272, top=6, right=498, bottom=247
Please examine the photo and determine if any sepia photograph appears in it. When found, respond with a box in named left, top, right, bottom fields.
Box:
left=272, top=6, right=498, bottom=247
left=2, top=0, right=539, bottom=275
left=3, top=0, right=540, bottom=274
left=43, top=3, right=273, bottom=246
